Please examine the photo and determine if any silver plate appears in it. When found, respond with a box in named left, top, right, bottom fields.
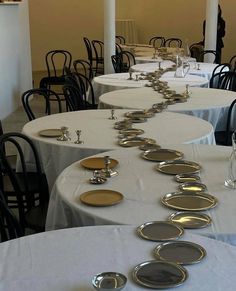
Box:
left=38, top=129, right=62, bottom=137
left=124, top=110, right=155, bottom=118
left=162, top=191, right=218, bottom=211
left=141, top=148, right=183, bottom=162
left=119, top=137, right=156, bottom=147
left=156, top=160, right=201, bottom=175
left=137, top=221, right=184, bottom=241
left=175, top=174, right=201, bottom=183
left=127, top=117, right=147, bottom=123
left=178, top=182, right=207, bottom=192
left=133, top=260, right=188, bottom=289
left=92, top=272, right=127, bottom=291
left=168, top=211, right=212, bottom=229
left=139, top=143, right=161, bottom=151
left=119, top=128, right=144, bottom=135
left=153, top=241, right=206, bottom=265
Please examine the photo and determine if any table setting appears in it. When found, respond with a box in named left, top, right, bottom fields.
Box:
left=98, top=86, right=236, bottom=131
left=1, top=225, right=236, bottom=291
left=22, top=109, right=214, bottom=191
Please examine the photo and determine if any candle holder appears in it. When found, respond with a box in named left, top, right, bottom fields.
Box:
left=74, top=130, right=84, bottom=144
left=108, top=109, right=117, bottom=120
left=57, top=126, right=71, bottom=141
left=225, top=132, right=236, bottom=189
left=101, top=156, right=118, bottom=178
left=89, top=170, right=107, bottom=184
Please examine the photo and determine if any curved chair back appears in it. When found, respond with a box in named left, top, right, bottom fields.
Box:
left=164, top=38, right=182, bottom=47
left=63, top=83, right=85, bottom=111
left=0, top=189, right=23, bottom=242
left=229, top=55, right=236, bottom=70
left=21, top=88, right=62, bottom=121
left=0, top=132, right=49, bottom=232
left=209, top=63, right=231, bottom=88
left=45, top=50, right=72, bottom=78
left=116, top=35, right=126, bottom=44
left=149, top=36, right=165, bottom=48
left=73, top=59, right=93, bottom=81
left=200, top=50, right=219, bottom=64
left=92, top=40, right=104, bottom=75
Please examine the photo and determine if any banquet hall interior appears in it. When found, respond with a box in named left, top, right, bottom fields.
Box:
left=1, top=0, right=236, bottom=290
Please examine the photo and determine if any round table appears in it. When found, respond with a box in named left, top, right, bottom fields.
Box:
left=46, top=144, right=236, bottom=246
left=98, top=87, right=236, bottom=130
left=135, top=55, right=196, bottom=63
left=22, top=110, right=215, bottom=190
left=1, top=225, right=236, bottom=291
left=131, top=62, right=219, bottom=80
left=92, top=72, right=209, bottom=102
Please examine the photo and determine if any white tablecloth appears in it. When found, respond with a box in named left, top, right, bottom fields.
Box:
left=136, top=56, right=196, bottom=64
left=93, top=72, right=209, bottom=102
left=131, top=62, right=219, bottom=80
left=1, top=225, right=236, bottom=291
left=46, top=144, right=236, bottom=246
left=22, top=110, right=215, bottom=190
left=98, top=87, right=236, bottom=130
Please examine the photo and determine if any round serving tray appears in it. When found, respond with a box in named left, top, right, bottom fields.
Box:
left=156, top=160, right=201, bottom=175
left=137, top=221, right=184, bottom=242
left=168, top=211, right=212, bottom=229
left=162, top=191, right=218, bottom=211
left=178, top=182, right=207, bottom=192
left=38, top=129, right=62, bottom=137
left=119, top=137, right=156, bottom=147
left=153, top=241, right=206, bottom=265
left=141, top=148, right=183, bottom=162
left=80, top=189, right=123, bottom=207
left=133, top=260, right=188, bottom=289
left=80, top=157, right=118, bottom=170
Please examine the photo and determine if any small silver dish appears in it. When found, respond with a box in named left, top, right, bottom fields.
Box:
left=175, top=173, right=201, bottom=183
left=178, top=182, right=207, bottom=192
left=92, top=272, right=127, bottom=291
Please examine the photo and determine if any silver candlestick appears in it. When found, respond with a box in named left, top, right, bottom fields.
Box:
left=74, top=130, right=84, bottom=144
left=108, top=109, right=117, bottom=120
left=101, top=156, right=118, bottom=178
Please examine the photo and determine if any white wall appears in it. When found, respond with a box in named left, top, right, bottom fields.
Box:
left=0, top=0, right=32, bottom=119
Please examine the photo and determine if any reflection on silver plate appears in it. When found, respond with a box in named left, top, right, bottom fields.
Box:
left=119, top=137, right=156, bottom=147
left=38, top=129, right=62, bottom=137
left=162, top=191, right=218, bottom=211
left=179, top=182, right=207, bottom=192
left=137, top=221, right=184, bottom=241
left=127, top=117, right=147, bottom=123
left=153, top=241, right=206, bottom=265
left=119, top=128, right=144, bottom=135
left=141, top=149, right=183, bottom=162
left=125, top=110, right=154, bottom=118
left=156, top=160, right=201, bottom=175
left=92, top=272, right=127, bottom=291
left=175, top=174, right=201, bottom=183
left=133, top=260, right=188, bottom=289
left=139, top=143, right=161, bottom=151
left=168, top=211, right=212, bottom=229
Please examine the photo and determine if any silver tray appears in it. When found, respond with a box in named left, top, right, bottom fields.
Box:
left=178, top=182, right=207, bottom=192
left=119, top=128, right=144, bottom=135
left=133, top=260, right=188, bottom=289
left=168, top=211, right=212, bottom=229
left=38, top=129, right=62, bottom=137
left=162, top=191, right=218, bottom=211
left=124, top=110, right=155, bottom=118
left=119, top=137, right=156, bottom=147
left=156, top=160, right=201, bottom=175
left=139, top=143, right=161, bottom=151
left=153, top=241, right=206, bottom=265
left=141, top=148, right=183, bottom=162
left=92, top=272, right=127, bottom=291
left=137, top=221, right=184, bottom=241
left=175, top=173, right=201, bottom=183
left=127, top=117, right=147, bottom=123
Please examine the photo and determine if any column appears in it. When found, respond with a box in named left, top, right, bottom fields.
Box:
left=104, top=0, right=116, bottom=74
left=204, top=0, right=219, bottom=62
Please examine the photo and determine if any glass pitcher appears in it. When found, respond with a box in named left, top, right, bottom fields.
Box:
left=225, top=132, right=236, bottom=189
left=174, top=55, right=190, bottom=78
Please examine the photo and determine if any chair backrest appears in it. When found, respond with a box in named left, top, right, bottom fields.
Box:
left=83, top=37, right=94, bottom=65
left=189, top=42, right=204, bottom=61
left=92, top=40, right=104, bottom=61
left=0, top=189, right=23, bottom=242
left=73, top=59, right=93, bottom=81
left=229, top=55, right=236, bottom=70
left=149, top=36, right=165, bottom=48
left=218, top=71, right=236, bottom=91
left=164, top=38, right=182, bottom=47
left=45, top=50, right=72, bottom=78
left=21, top=88, right=62, bottom=121
left=116, top=35, right=126, bottom=44
left=111, top=54, right=123, bottom=73
left=200, top=50, right=219, bottom=64
left=209, top=63, right=231, bottom=88
left=63, top=82, right=86, bottom=111
left=121, top=51, right=136, bottom=71
left=0, top=132, right=49, bottom=229
left=225, top=98, right=236, bottom=145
